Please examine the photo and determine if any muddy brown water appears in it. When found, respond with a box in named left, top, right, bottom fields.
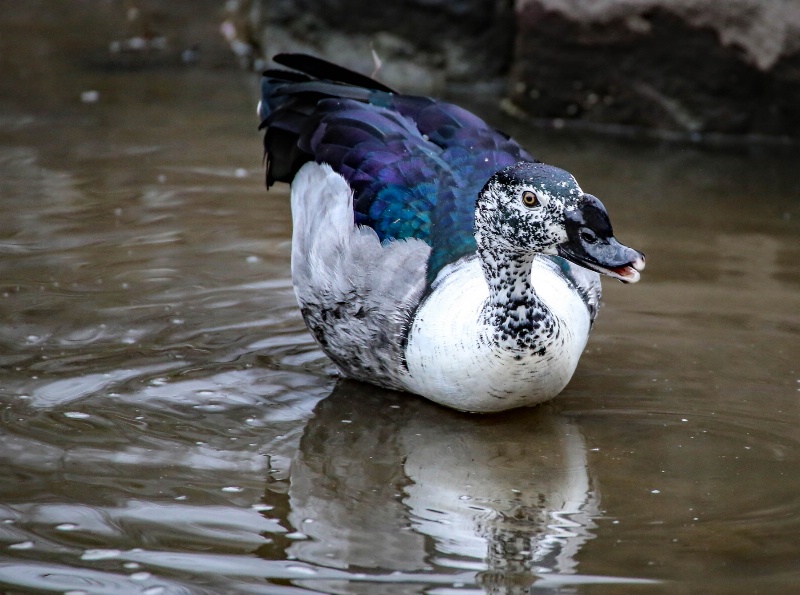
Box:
left=1, top=4, right=799, bottom=594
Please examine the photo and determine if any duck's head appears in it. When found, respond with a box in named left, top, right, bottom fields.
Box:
left=476, top=161, right=645, bottom=283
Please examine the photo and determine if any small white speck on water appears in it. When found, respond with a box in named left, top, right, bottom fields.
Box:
left=235, top=168, right=248, bottom=178
left=651, top=489, right=661, bottom=494
left=681, top=418, right=688, bottom=422
left=302, top=518, right=314, bottom=524
left=251, top=503, right=274, bottom=512
left=182, top=48, right=198, bottom=64
left=81, top=90, right=99, bottom=103
left=341, top=419, right=352, bottom=423
left=123, top=562, right=141, bottom=570
left=64, top=411, right=90, bottom=419
left=130, top=572, right=152, bottom=581
left=459, top=495, right=472, bottom=501
left=246, top=255, right=260, bottom=263
left=195, top=405, right=221, bottom=413
left=287, top=565, right=317, bottom=575
left=8, top=541, right=34, bottom=550
left=612, top=520, right=620, bottom=525
left=81, top=548, right=121, bottom=560
left=591, top=447, right=600, bottom=451
left=286, top=531, right=308, bottom=540
left=56, top=523, right=77, bottom=531
left=222, top=486, right=243, bottom=493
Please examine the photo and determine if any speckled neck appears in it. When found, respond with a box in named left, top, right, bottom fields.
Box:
left=477, top=243, right=558, bottom=354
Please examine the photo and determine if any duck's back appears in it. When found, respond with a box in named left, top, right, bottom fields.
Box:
left=259, top=54, right=535, bottom=284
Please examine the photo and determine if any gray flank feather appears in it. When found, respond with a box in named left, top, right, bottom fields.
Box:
left=290, top=162, right=430, bottom=389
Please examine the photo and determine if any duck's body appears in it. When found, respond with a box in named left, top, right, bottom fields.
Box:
left=260, top=54, right=644, bottom=412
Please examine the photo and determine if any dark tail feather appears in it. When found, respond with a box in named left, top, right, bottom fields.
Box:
left=272, top=53, right=395, bottom=93
left=259, top=53, right=395, bottom=188
left=258, top=69, right=310, bottom=124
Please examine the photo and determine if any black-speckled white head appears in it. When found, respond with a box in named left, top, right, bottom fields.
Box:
left=475, top=162, right=583, bottom=256
left=476, top=161, right=645, bottom=283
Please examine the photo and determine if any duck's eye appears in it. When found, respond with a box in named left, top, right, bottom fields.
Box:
left=521, top=190, right=538, bottom=208
left=580, top=229, right=598, bottom=244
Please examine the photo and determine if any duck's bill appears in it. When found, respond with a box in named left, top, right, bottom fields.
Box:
left=558, top=193, right=645, bottom=284
left=558, top=241, right=646, bottom=284
left=584, top=258, right=645, bottom=283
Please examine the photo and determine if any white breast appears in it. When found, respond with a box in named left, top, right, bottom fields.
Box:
left=401, top=256, right=592, bottom=412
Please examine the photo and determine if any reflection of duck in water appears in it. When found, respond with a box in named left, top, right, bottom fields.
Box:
left=281, top=381, right=598, bottom=593
left=259, top=54, right=644, bottom=412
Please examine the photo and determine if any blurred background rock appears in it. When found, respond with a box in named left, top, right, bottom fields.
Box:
left=224, top=0, right=800, bottom=142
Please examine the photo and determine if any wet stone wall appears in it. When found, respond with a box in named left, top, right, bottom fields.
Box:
left=227, top=0, right=800, bottom=141
left=511, top=0, right=800, bottom=140
left=225, top=0, right=516, bottom=92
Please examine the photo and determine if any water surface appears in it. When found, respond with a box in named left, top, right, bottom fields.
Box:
left=1, top=3, right=799, bottom=594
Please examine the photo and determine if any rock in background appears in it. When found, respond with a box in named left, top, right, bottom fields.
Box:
left=227, top=0, right=800, bottom=141
left=511, top=0, right=800, bottom=140
left=224, top=0, right=515, bottom=93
